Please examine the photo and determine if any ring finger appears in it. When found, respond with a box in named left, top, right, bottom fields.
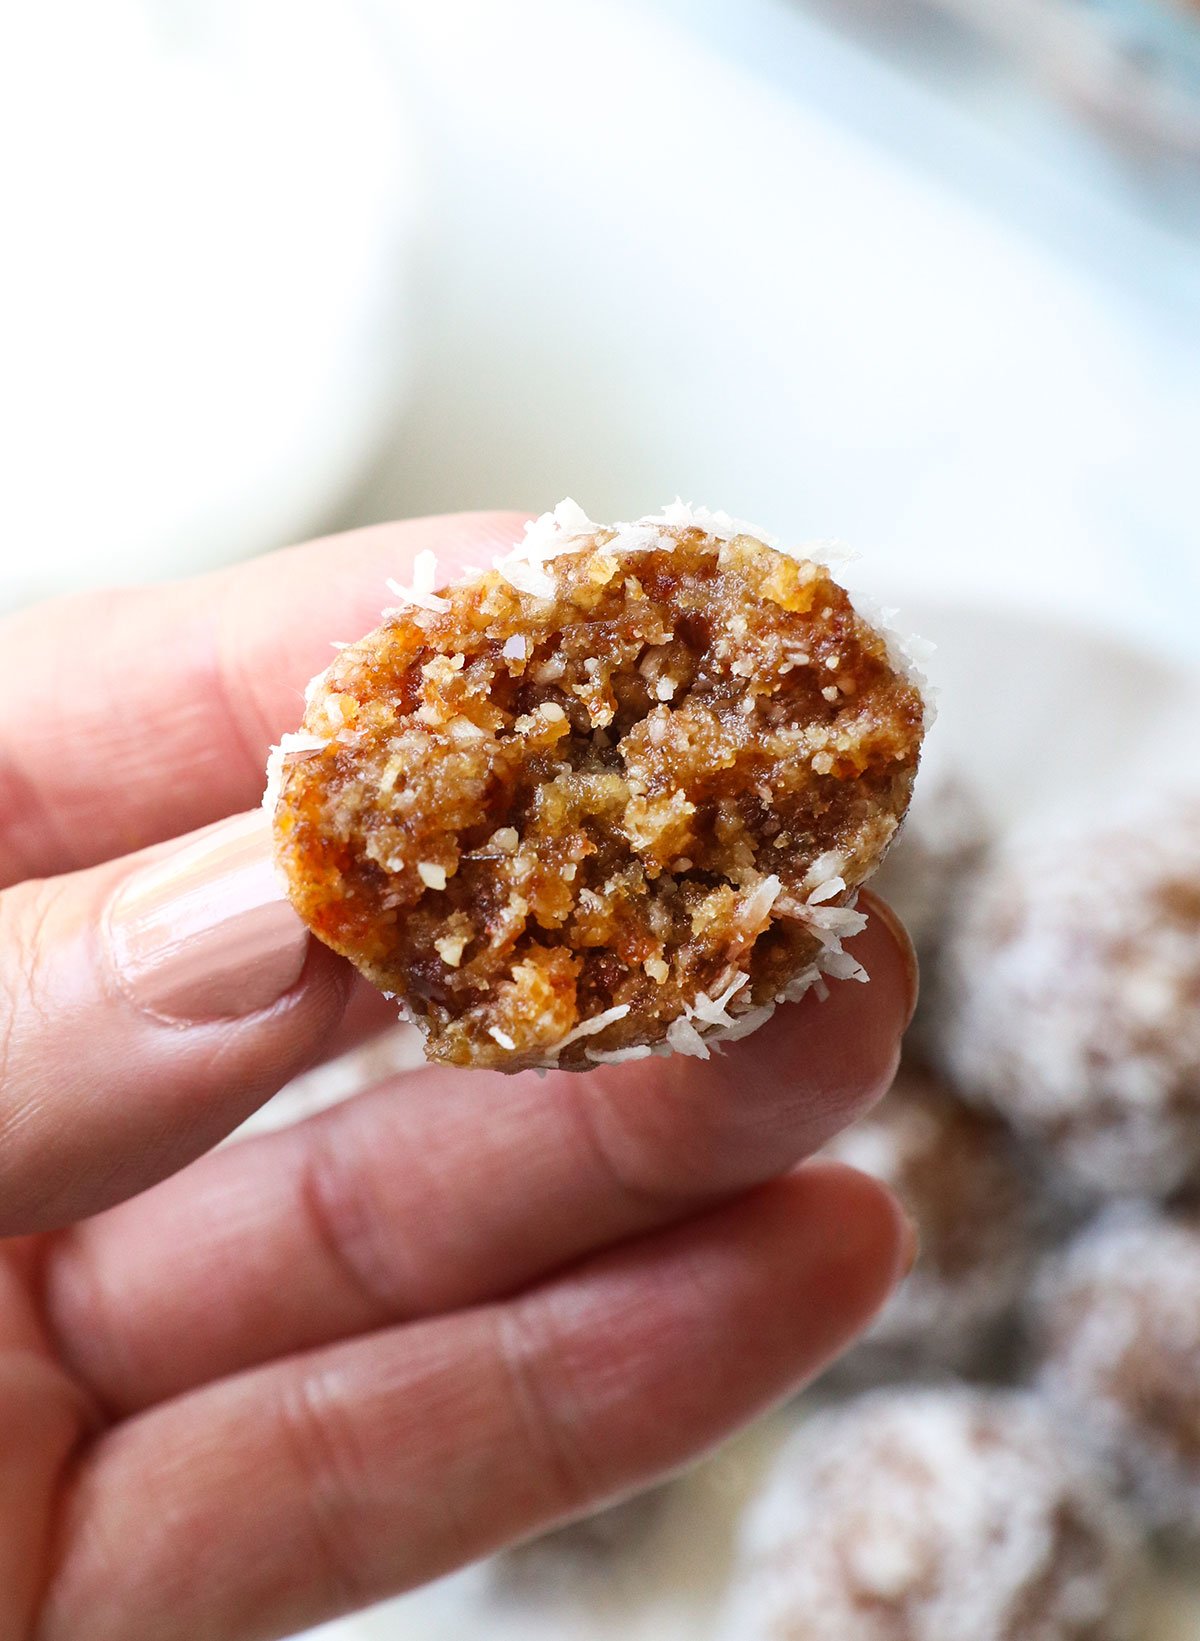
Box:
left=44, top=900, right=915, bottom=1413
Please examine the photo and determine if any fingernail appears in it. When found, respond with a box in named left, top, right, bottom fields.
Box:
left=106, top=812, right=309, bottom=1023
left=859, top=890, right=920, bottom=1030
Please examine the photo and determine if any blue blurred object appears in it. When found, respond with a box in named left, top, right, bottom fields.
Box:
left=798, top=0, right=1200, bottom=162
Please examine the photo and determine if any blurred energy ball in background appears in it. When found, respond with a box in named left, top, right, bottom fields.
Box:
left=0, top=0, right=417, bottom=610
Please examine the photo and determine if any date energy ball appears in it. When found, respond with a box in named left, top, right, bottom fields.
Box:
left=871, top=771, right=991, bottom=1055
left=823, top=1059, right=1039, bottom=1379
left=933, top=797, right=1200, bottom=1197
left=719, top=1388, right=1145, bottom=1641
left=1033, top=1205, right=1200, bottom=1541
left=267, top=502, right=927, bottom=1070
left=871, top=771, right=991, bottom=972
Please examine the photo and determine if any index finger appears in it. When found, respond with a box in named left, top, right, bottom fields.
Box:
left=0, top=511, right=531, bottom=886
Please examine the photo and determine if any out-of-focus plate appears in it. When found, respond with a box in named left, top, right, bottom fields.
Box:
left=302, top=601, right=1200, bottom=1641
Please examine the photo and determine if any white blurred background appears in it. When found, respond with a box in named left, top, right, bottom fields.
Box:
left=3, top=0, right=1198, bottom=659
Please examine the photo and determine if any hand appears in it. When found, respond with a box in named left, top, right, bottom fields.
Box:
left=0, top=513, right=916, bottom=1641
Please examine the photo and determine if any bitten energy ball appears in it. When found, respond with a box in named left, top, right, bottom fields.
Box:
left=267, top=502, right=926, bottom=1070
left=933, top=797, right=1200, bottom=1197
left=1033, top=1205, right=1200, bottom=1541
left=823, top=1059, right=1039, bottom=1379
left=719, top=1388, right=1145, bottom=1641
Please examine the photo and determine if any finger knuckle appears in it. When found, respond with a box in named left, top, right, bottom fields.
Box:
left=297, top=1120, right=415, bottom=1320
left=492, top=1298, right=602, bottom=1519
left=272, top=1364, right=377, bottom=1612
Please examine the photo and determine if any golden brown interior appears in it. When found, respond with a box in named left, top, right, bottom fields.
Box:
left=273, top=528, right=924, bottom=1069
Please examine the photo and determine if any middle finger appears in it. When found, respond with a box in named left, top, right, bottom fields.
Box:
left=44, top=902, right=913, bottom=1414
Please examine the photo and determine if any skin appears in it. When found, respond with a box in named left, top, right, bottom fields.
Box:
left=0, top=513, right=917, bottom=1641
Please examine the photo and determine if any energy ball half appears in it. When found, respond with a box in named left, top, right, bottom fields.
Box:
left=267, top=502, right=927, bottom=1071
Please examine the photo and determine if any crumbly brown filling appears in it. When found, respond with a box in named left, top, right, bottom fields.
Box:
left=271, top=524, right=924, bottom=1069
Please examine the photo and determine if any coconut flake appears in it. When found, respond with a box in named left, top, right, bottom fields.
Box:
left=801, top=538, right=859, bottom=570
left=738, top=874, right=783, bottom=931
left=808, top=876, right=846, bottom=905
left=520, top=497, right=596, bottom=556
left=493, top=499, right=599, bottom=584
left=585, top=1043, right=656, bottom=1065
left=716, top=1001, right=779, bottom=1042
left=556, top=1003, right=632, bottom=1050
left=690, top=971, right=751, bottom=1029
left=778, top=964, right=826, bottom=1003
left=385, top=549, right=450, bottom=614
left=822, top=949, right=869, bottom=982
left=804, top=851, right=847, bottom=889
left=488, top=1027, right=517, bottom=1051
left=498, top=558, right=556, bottom=599
left=666, top=1016, right=712, bottom=1059
left=643, top=498, right=779, bottom=548
left=808, top=904, right=870, bottom=940
left=606, top=523, right=660, bottom=554
left=262, top=731, right=329, bottom=815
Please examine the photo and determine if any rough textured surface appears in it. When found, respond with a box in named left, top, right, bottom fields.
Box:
left=932, top=797, right=1200, bottom=1198
left=268, top=504, right=925, bottom=1070
left=823, top=1059, right=1039, bottom=1380
left=1034, top=1205, right=1200, bottom=1543
left=720, top=1388, right=1144, bottom=1641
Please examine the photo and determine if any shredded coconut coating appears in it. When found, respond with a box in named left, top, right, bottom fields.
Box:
left=267, top=503, right=926, bottom=1071
left=932, top=797, right=1200, bottom=1197
left=719, top=1388, right=1145, bottom=1641
left=822, top=1060, right=1040, bottom=1380
left=1033, top=1205, right=1200, bottom=1542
